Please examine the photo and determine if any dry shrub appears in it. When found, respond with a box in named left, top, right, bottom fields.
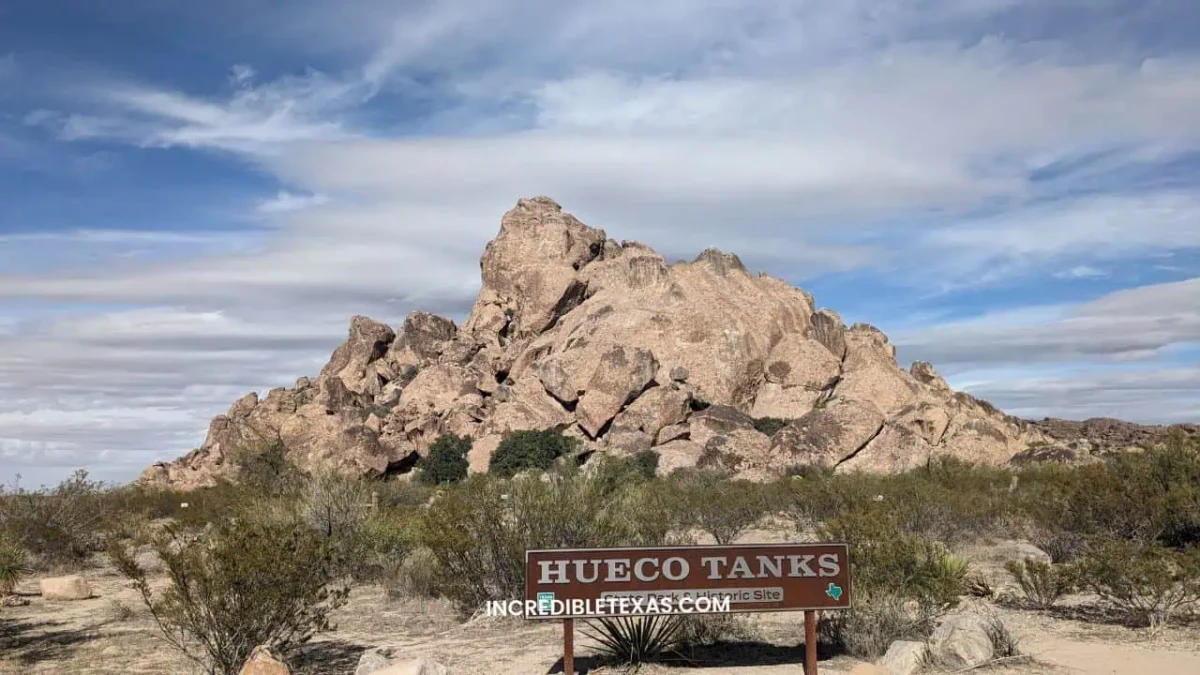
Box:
left=0, top=470, right=107, bottom=569
left=111, top=518, right=349, bottom=675
left=1076, top=538, right=1200, bottom=629
left=1006, top=558, right=1076, bottom=610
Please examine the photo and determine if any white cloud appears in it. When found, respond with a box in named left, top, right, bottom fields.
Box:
left=256, top=190, right=329, bottom=214
left=896, top=277, right=1200, bottom=366
left=6, top=0, right=1200, bottom=485
left=960, top=366, right=1200, bottom=424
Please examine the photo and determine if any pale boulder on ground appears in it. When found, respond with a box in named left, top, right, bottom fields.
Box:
left=140, top=196, right=1072, bottom=488
left=930, top=613, right=995, bottom=669
left=238, top=646, right=289, bottom=675
left=877, top=640, right=928, bottom=675
left=38, top=575, right=92, bottom=601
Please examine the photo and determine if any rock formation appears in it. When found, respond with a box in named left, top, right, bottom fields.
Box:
left=141, top=197, right=1056, bottom=489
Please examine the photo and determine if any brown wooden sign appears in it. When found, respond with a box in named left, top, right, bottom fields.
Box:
left=524, top=543, right=851, bottom=620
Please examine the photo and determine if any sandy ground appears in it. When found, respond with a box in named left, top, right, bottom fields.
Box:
left=3, top=532, right=1199, bottom=675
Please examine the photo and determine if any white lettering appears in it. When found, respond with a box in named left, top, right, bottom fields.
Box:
left=756, top=555, right=784, bottom=578
left=634, top=558, right=660, bottom=582
left=606, top=558, right=632, bottom=582
left=539, top=560, right=569, bottom=584
left=787, top=554, right=816, bottom=577
left=574, top=559, right=602, bottom=583
left=818, top=553, right=841, bottom=577
left=662, top=557, right=689, bottom=581
left=729, top=556, right=755, bottom=579
left=701, top=556, right=727, bottom=579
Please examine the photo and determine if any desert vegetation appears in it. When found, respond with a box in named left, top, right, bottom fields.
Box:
left=1, top=429, right=1199, bottom=672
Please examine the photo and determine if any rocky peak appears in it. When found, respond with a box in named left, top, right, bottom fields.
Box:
left=142, top=197, right=1068, bottom=489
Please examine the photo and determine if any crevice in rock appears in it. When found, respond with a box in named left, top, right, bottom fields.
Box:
left=544, top=280, right=590, bottom=332
left=382, top=450, right=421, bottom=477
left=834, top=421, right=887, bottom=468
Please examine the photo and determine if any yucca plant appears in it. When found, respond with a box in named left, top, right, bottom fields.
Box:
left=0, top=536, right=31, bottom=595
left=582, top=614, right=685, bottom=665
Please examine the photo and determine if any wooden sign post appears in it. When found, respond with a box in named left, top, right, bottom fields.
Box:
left=563, top=618, right=574, bottom=675
left=805, top=609, right=818, bottom=674
left=525, top=543, right=852, bottom=674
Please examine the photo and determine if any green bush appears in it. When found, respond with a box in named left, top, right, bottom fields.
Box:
left=818, top=593, right=937, bottom=660
left=488, top=429, right=579, bottom=478
left=1015, top=442, right=1200, bottom=551
left=625, top=450, right=660, bottom=481
left=751, top=417, right=790, bottom=437
left=111, top=518, right=349, bottom=675
left=671, top=470, right=768, bottom=545
left=1006, top=558, right=1076, bottom=609
left=417, top=465, right=673, bottom=614
left=418, top=434, right=471, bottom=485
left=0, top=470, right=107, bottom=569
left=0, top=535, right=30, bottom=594
left=1075, top=538, right=1200, bottom=629
left=814, top=501, right=971, bottom=658
left=228, top=440, right=303, bottom=495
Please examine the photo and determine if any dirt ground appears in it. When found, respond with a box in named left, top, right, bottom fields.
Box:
left=3, top=531, right=1199, bottom=675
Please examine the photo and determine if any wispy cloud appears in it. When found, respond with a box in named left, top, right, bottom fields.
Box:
left=4, top=0, right=1200, bottom=485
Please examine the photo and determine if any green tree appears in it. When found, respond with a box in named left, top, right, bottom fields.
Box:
left=488, top=429, right=579, bottom=478
left=419, top=434, right=472, bottom=485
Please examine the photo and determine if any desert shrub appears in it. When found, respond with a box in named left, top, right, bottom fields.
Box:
left=817, top=503, right=970, bottom=658
left=292, top=471, right=377, bottom=577
left=350, top=513, right=415, bottom=584
left=418, top=434, right=472, bottom=485
left=373, top=479, right=432, bottom=510
left=1075, top=538, right=1200, bottom=629
left=394, top=545, right=440, bottom=599
left=1015, top=443, right=1200, bottom=551
left=671, top=470, right=768, bottom=545
left=751, top=417, right=790, bottom=437
left=1006, top=558, right=1076, bottom=610
left=624, top=450, right=661, bottom=481
left=0, top=470, right=107, bottom=569
left=982, top=612, right=1022, bottom=659
left=104, top=481, right=257, bottom=531
left=228, top=440, right=303, bottom=495
left=823, top=505, right=968, bottom=610
left=109, top=599, right=138, bottom=622
left=417, top=465, right=669, bottom=613
left=818, top=593, right=937, bottom=660
left=488, top=429, right=579, bottom=478
left=583, top=615, right=685, bottom=665
left=0, top=535, right=31, bottom=594
left=675, top=612, right=758, bottom=647
left=111, top=518, right=349, bottom=675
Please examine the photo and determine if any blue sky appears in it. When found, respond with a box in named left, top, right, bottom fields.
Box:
left=1, top=0, right=1198, bottom=486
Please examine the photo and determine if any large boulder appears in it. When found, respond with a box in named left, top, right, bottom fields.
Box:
left=770, top=400, right=885, bottom=470
left=39, top=576, right=92, bottom=601
left=574, top=345, right=658, bottom=437
left=140, top=196, right=1066, bottom=488
left=930, top=614, right=995, bottom=669
left=877, top=640, right=928, bottom=675
left=320, top=316, right=396, bottom=396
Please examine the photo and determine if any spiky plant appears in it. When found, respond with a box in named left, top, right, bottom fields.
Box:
left=0, top=536, right=31, bottom=595
left=582, top=614, right=685, bottom=665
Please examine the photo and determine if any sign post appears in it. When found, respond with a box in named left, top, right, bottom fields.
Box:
left=525, top=543, right=851, bottom=674
left=563, top=617, right=574, bottom=675
left=805, top=609, right=818, bottom=674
